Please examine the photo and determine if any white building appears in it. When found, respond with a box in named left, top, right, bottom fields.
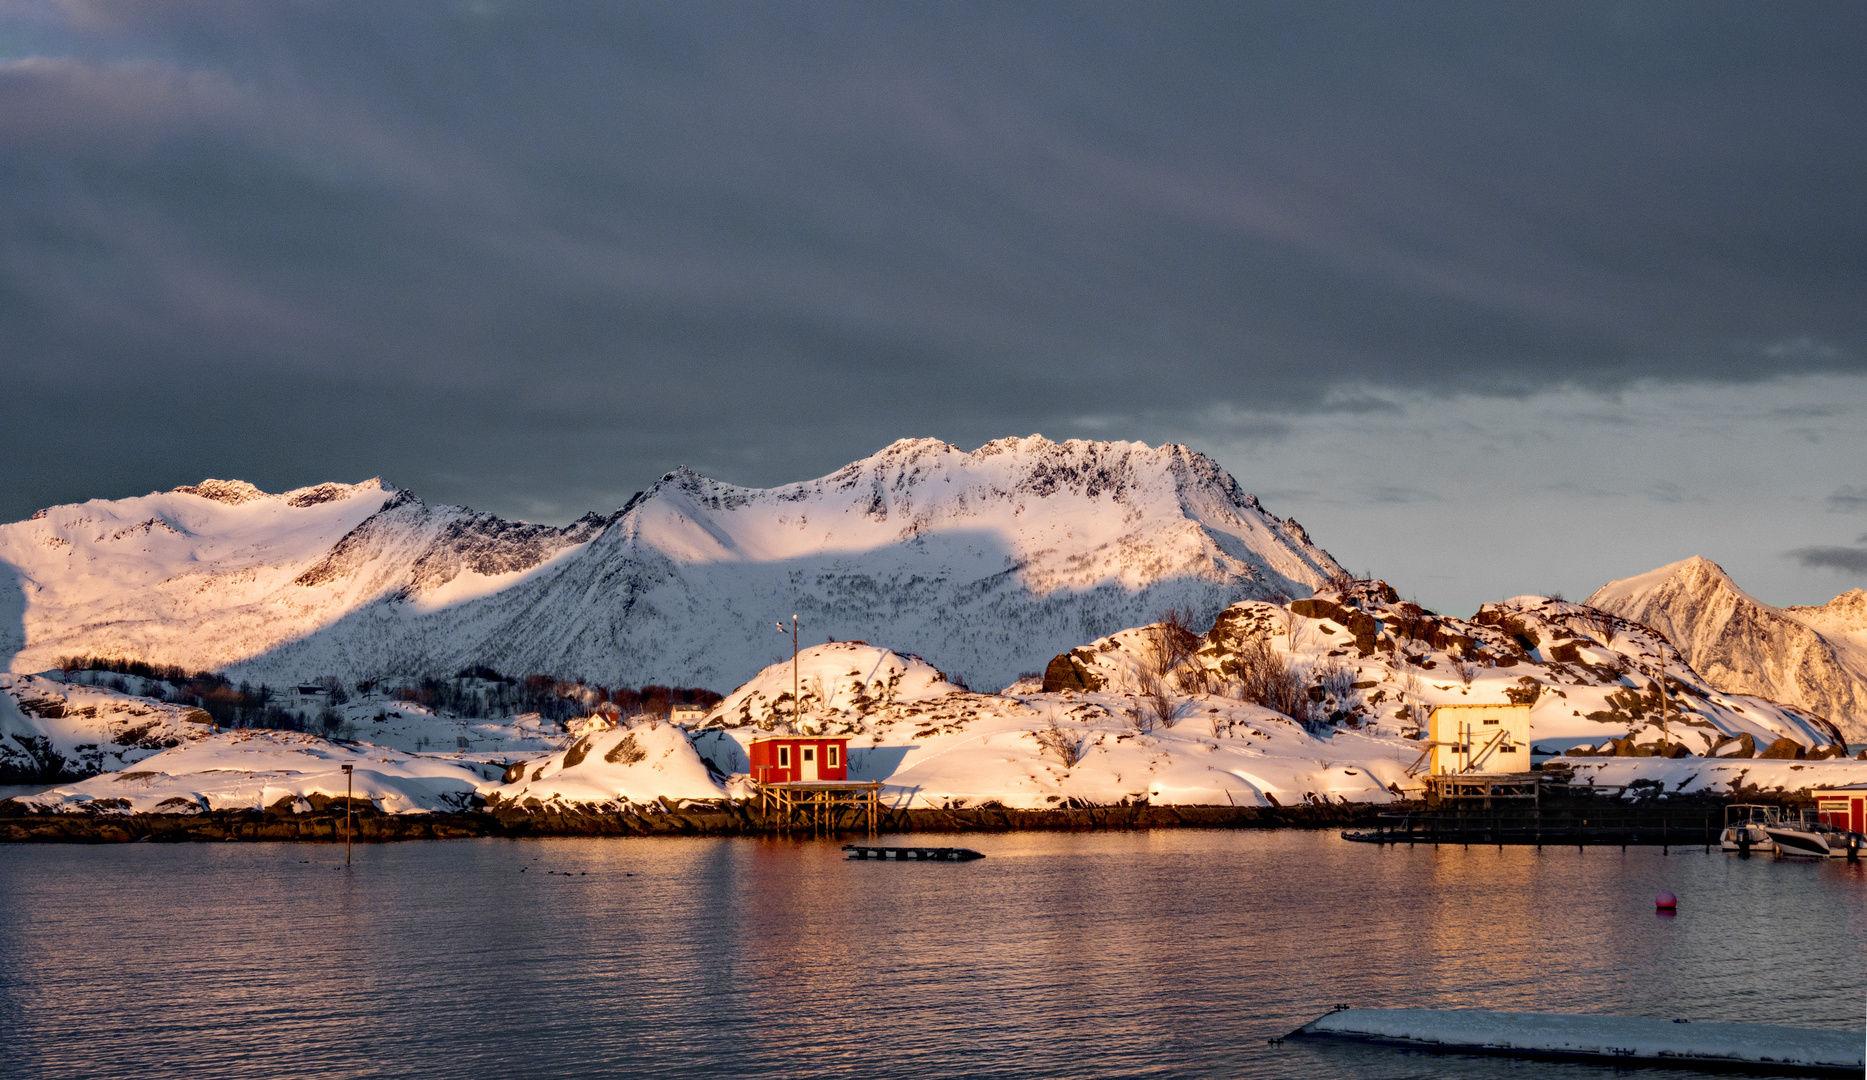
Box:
left=1427, top=703, right=1531, bottom=775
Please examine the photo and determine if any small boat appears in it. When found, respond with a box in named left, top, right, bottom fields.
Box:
left=842, top=844, right=984, bottom=861
left=1720, top=803, right=1778, bottom=853
left=1765, top=811, right=1864, bottom=859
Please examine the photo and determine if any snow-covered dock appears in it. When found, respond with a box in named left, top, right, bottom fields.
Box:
left=1292, top=1008, right=1864, bottom=1075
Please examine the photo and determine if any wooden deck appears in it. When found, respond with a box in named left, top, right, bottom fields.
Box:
left=755, top=780, right=882, bottom=835
left=843, top=844, right=984, bottom=861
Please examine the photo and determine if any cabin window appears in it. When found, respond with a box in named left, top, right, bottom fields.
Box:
left=1482, top=718, right=1500, bottom=726
left=828, top=746, right=839, bottom=767
left=803, top=747, right=815, bottom=762
left=779, top=747, right=790, bottom=767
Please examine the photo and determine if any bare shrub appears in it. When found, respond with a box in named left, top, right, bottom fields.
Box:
left=1315, top=658, right=1363, bottom=715
left=1571, top=606, right=1617, bottom=644
left=1229, top=634, right=1312, bottom=726
left=1449, top=656, right=1478, bottom=686
left=1283, top=612, right=1315, bottom=654
left=1396, top=671, right=1427, bottom=733
left=1132, top=669, right=1187, bottom=730
left=1033, top=722, right=1086, bottom=767
left=1145, top=607, right=1202, bottom=677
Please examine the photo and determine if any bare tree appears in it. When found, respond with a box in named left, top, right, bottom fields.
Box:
left=1281, top=608, right=1321, bottom=657
left=1229, top=634, right=1313, bottom=726
left=1146, top=607, right=1203, bottom=680
left=1570, top=606, right=1617, bottom=645
left=1449, top=656, right=1478, bottom=686
left=1396, top=670, right=1427, bottom=733
left=1033, top=721, right=1086, bottom=767
left=1315, top=658, right=1363, bottom=716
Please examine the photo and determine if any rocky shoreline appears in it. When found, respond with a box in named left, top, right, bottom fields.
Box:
left=0, top=797, right=1388, bottom=844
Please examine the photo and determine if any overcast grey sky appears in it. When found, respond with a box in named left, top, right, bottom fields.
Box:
left=3, top=2, right=1863, bottom=614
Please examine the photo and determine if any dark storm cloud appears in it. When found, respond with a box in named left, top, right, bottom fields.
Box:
left=1789, top=536, right=1867, bottom=576
left=2, top=1, right=1863, bottom=521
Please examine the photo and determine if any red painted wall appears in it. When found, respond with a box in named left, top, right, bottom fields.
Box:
left=748, top=738, right=849, bottom=783
left=1816, top=794, right=1863, bottom=832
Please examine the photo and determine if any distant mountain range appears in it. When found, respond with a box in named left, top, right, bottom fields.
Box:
left=0, top=437, right=1343, bottom=692
left=1587, top=557, right=1867, bottom=743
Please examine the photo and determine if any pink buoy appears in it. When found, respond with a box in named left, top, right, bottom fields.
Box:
left=1655, top=892, right=1677, bottom=910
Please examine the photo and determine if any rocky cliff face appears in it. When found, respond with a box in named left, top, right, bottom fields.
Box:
left=1585, top=557, right=1867, bottom=743
left=0, top=437, right=1344, bottom=692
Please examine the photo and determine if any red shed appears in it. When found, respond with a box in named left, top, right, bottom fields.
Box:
left=749, top=736, right=849, bottom=784
left=1815, top=784, right=1867, bottom=833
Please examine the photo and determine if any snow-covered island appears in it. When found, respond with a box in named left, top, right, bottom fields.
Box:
left=5, top=439, right=1865, bottom=838
left=6, top=580, right=1864, bottom=838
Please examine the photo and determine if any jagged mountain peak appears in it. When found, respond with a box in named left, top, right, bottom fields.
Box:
left=170, top=476, right=392, bottom=509
left=1587, top=559, right=1867, bottom=742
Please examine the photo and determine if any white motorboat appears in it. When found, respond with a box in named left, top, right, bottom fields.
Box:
left=1718, top=804, right=1777, bottom=853
left=1764, top=811, right=1864, bottom=859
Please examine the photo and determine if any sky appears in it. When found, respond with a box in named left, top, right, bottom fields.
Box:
left=2, top=1, right=1863, bottom=615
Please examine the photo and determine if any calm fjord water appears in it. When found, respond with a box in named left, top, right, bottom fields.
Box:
left=0, top=830, right=1860, bottom=1080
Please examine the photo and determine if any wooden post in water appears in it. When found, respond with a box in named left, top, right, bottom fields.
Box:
left=342, top=763, right=354, bottom=865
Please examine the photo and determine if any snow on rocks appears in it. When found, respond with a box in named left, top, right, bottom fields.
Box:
left=1556, top=755, right=1867, bottom=797
left=8, top=730, right=498, bottom=815
left=485, top=719, right=725, bottom=809
left=686, top=642, right=1420, bottom=810
left=1046, top=582, right=1844, bottom=758
left=701, top=641, right=963, bottom=733
left=0, top=673, right=217, bottom=781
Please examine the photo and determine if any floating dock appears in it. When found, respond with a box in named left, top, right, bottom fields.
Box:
left=1342, top=807, right=1719, bottom=848
left=843, top=844, right=984, bottom=861
left=1291, top=1008, right=1864, bottom=1076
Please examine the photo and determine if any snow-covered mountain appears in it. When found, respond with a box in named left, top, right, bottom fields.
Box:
left=0, top=437, right=1343, bottom=693
left=1585, top=557, right=1867, bottom=743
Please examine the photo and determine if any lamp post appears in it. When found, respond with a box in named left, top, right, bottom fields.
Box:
left=776, top=615, right=799, bottom=726
left=1651, top=645, right=1669, bottom=755
left=341, top=763, right=354, bottom=865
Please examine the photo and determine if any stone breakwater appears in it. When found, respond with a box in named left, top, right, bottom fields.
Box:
left=0, top=797, right=1384, bottom=843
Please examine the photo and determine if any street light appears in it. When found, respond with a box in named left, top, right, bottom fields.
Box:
left=341, top=763, right=354, bottom=865
left=776, top=615, right=799, bottom=725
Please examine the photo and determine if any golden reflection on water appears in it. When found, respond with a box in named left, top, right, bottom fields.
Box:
left=0, top=830, right=1860, bottom=1080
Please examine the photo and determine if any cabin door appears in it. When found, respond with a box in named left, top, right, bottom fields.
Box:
left=801, top=745, right=819, bottom=781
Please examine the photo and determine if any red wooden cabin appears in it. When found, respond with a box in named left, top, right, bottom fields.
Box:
left=748, top=736, right=848, bottom=783
left=1815, top=785, right=1866, bottom=833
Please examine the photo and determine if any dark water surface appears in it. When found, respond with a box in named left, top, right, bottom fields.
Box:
left=0, top=830, right=1860, bottom=1079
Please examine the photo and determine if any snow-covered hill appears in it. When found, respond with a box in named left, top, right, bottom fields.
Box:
left=12, top=730, right=498, bottom=815
left=1586, top=557, right=1867, bottom=743
left=0, top=674, right=217, bottom=781
left=1051, top=581, right=1843, bottom=758
left=683, top=641, right=1419, bottom=809
left=1, top=437, right=1342, bottom=692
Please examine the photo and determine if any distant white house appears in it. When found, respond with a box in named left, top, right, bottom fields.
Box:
left=669, top=704, right=709, bottom=723
left=1427, top=703, right=1531, bottom=775
left=285, top=684, right=332, bottom=712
